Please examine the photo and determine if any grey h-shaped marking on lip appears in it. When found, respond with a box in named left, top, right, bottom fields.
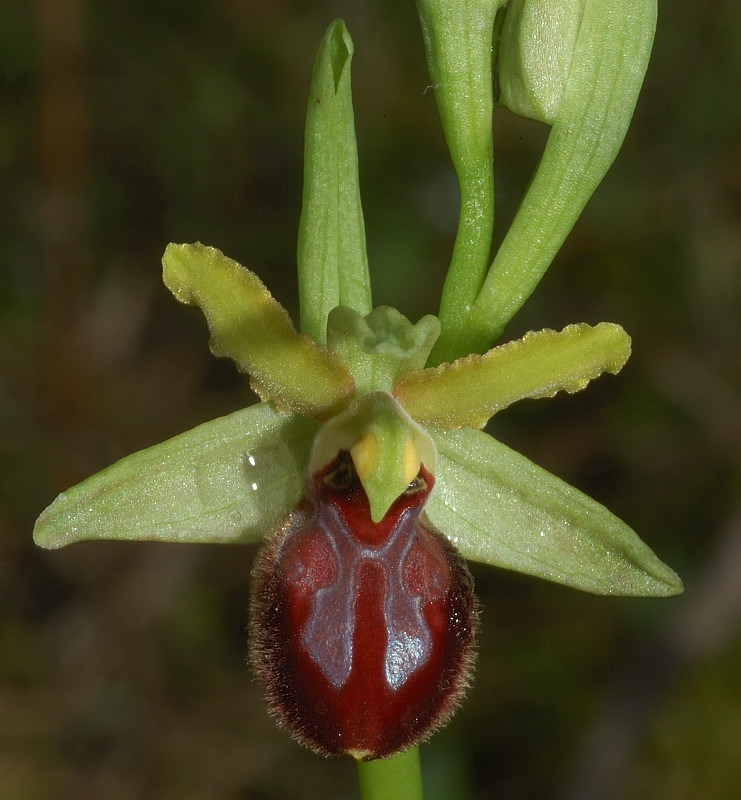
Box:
left=301, top=500, right=431, bottom=690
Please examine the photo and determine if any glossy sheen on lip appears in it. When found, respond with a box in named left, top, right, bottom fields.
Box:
left=249, top=451, right=477, bottom=760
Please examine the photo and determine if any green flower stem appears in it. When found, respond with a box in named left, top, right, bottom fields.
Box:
left=356, top=748, right=424, bottom=800
left=298, top=19, right=372, bottom=347
left=415, top=0, right=502, bottom=366
left=421, top=0, right=658, bottom=363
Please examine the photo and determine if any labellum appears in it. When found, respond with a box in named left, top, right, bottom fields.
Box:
left=250, top=450, right=477, bottom=760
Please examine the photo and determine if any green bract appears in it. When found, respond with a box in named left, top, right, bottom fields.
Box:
left=34, top=15, right=681, bottom=613
left=297, top=20, right=371, bottom=347
left=416, top=0, right=658, bottom=363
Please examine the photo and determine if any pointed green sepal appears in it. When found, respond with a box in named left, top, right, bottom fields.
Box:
left=310, top=392, right=436, bottom=523
left=297, top=19, right=372, bottom=345
left=427, top=427, right=682, bottom=596
left=33, top=403, right=318, bottom=549
left=395, top=322, right=630, bottom=428
left=163, top=243, right=354, bottom=419
left=327, top=305, right=440, bottom=394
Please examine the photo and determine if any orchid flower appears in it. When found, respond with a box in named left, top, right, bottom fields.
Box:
left=34, top=3, right=679, bottom=789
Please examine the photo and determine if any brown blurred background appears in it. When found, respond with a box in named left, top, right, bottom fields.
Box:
left=2, top=1, right=740, bottom=798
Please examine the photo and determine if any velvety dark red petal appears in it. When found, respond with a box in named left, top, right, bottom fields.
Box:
left=249, top=451, right=477, bottom=760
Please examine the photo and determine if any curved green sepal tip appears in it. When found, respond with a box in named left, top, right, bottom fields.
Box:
left=310, top=392, right=436, bottom=523
left=34, top=404, right=318, bottom=549
left=427, top=427, right=682, bottom=596
left=327, top=305, right=440, bottom=393
left=396, top=322, right=630, bottom=428
left=163, top=242, right=354, bottom=420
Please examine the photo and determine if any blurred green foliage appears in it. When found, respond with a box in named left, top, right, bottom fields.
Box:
left=2, top=1, right=740, bottom=798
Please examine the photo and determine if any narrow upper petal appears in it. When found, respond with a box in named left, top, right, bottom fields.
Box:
left=395, top=322, right=630, bottom=428
left=163, top=242, right=354, bottom=420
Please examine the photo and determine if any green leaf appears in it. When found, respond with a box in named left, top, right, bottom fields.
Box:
left=163, top=242, right=354, bottom=419
left=427, top=427, right=682, bottom=596
left=34, top=404, right=318, bottom=549
left=457, top=0, right=658, bottom=353
left=297, top=19, right=372, bottom=346
left=415, top=0, right=501, bottom=365
left=395, top=322, right=630, bottom=428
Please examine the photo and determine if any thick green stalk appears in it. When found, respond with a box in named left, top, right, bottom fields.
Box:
left=415, top=0, right=502, bottom=366
left=356, top=748, right=424, bottom=800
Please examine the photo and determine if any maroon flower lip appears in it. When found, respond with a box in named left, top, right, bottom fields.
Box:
left=249, top=450, right=478, bottom=760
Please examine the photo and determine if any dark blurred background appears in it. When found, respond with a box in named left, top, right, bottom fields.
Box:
left=2, top=1, right=740, bottom=798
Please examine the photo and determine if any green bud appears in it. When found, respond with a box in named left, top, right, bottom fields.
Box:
left=498, top=0, right=586, bottom=124
left=327, top=305, right=440, bottom=394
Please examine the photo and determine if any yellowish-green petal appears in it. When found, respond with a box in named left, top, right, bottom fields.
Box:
left=395, top=322, right=630, bottom=428
left=163, top=242, right=354, bottom=420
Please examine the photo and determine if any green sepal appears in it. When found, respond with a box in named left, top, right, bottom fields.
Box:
left=310, top=392, right=436, bottom=523
left=34, top=403, right=318, bottom=549
left=327, top=305, right=440, bottom=394
left=163, top=242, right=354, bottom=420
left=427, top=427, right=682, bottom=596
left=457, top=0, right=658, bottom=353
left=395, top=322, right=630, bottom=428
left=297, top=19, right=372, bottom=345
